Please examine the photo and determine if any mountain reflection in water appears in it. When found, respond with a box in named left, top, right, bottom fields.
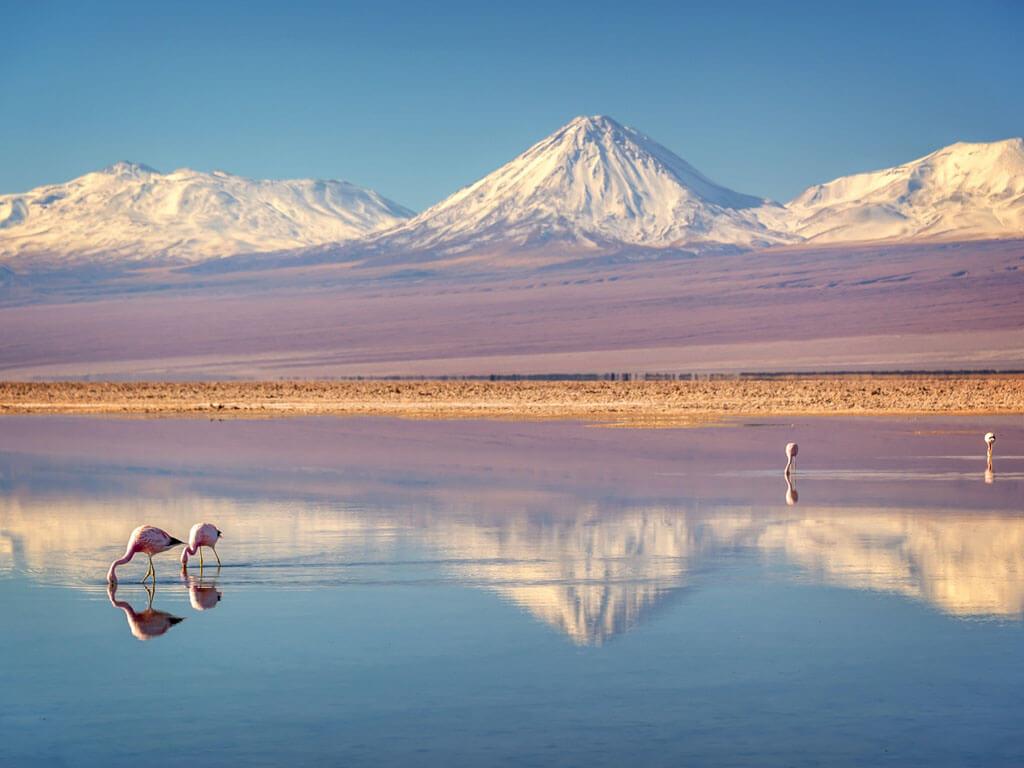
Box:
left=2, top=492, right=1022, bottom=645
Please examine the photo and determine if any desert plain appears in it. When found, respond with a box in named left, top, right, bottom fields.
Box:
left=2, top=375, right=1021, bottom=426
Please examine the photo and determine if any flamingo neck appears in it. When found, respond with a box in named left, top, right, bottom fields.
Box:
left=180, top=543, right=199, bottom=566
left=107, top=550, right=135, bottom=584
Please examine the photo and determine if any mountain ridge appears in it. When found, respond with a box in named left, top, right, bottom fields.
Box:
left=785, top=137, right=1024, bottom=243
left=1, top=118, right=1022, bottom=274
left=0, top=163, right=413, bottom=266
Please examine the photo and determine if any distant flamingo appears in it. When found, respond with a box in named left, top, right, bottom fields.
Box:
left=785, top=442, right=799, bottom=475
left=107, top=583, right=184, bottom=641
left=985, top=432, right=996, bottom=472
left=180, top=522, right=223, bottom=570
left=107, top=525, right=183, bottom=584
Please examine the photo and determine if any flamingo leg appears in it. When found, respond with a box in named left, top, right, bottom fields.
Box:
left=199, top=547, right=204, bottom=569
left=147, top=555, right=156, bottom=584
left=213, top=547, right=221, bottom=567
left=141, top=557, right=154, bottom=583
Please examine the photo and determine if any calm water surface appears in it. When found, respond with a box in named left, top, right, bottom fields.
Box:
left=1, top=415, right=1022, bottom=767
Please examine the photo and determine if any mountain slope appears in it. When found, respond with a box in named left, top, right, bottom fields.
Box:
left=355, top=115, right=793, bottom=259
left=785, top=138, right=1024, bottom=243
left=0, top=162, right=412, bottom=266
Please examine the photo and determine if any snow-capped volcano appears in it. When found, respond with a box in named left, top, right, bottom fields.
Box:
left=785, top=138, right=1024, bottom=243
left=4, top=125, right=1021, bottom=276
left=0, top=162, right=412, bottom=266
left=362, top=115, right=792, bottom=257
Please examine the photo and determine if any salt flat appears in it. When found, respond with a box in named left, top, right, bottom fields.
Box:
left=2, top=239, right=1021, bottom=378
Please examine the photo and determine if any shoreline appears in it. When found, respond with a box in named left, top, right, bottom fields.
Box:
left=1, top=376, right=1021, bottom=427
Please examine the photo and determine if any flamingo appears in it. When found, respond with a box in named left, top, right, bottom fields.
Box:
left=785, top=442, right=799, bottom=475
left=180, top=522, right=223, bottom=570
left=107, top=525, right=183, bottom=584
left=985, top=432, right=996, bottom=472
left=107, top=583, right=184, bottom=641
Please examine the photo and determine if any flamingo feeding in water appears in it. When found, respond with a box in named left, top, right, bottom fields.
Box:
left=181, top=522, right=223, bottom=570
left=785, top=442, right=799, bottom=475
left=107, top=525, right=184, bottom=584
left=985, top=432, right=996, bottom=471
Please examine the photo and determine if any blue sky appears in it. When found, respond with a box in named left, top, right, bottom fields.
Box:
left=2, top=0, right=1021, bottom=210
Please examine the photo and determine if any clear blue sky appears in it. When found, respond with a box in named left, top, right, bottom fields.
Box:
left=2, top=0, right=1021, bottom=210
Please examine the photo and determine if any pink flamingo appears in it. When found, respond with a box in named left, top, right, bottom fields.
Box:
left=107, top=583, right=184, bottom=640
left=180, top=522, right=223, bottom=569
left=107, top=525, right=184, bottom=584
left=785, top=442, right=799, bottom=475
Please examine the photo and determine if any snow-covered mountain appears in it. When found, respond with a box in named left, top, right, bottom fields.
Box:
left=785, top=138, right=1024, bottom=243
left=3, top=124, right=1022, bottom=276
left=0, top=162, right=412, bottom=266
left=356, top=115, right=794, bottom=258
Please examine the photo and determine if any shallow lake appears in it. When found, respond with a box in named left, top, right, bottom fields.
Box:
left=1, top=415, right=1022, bottom=767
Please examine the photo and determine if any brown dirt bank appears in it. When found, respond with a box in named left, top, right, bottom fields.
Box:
left=1, top=377, right=1021, bottom=427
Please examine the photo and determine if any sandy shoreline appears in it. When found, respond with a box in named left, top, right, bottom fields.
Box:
left=1, top=377, right=1021, bottom=426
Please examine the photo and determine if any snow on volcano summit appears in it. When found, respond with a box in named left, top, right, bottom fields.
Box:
left=366, top=115, right=794, bottom=255
left=0, top=162, right=413, bottom=266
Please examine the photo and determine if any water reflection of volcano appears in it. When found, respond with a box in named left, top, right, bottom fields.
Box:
left=2, top=493, right=1023, bottom=644
left=429, top=510, right=693, bottom=645
left=747, top=511, right=1024, bottom=619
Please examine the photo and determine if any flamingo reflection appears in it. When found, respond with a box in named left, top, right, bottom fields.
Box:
left=107, top=583, right=184, bottom=641
left=785, top=472, right=799, bottom=505
left=185, top=574, right=223, bottom=611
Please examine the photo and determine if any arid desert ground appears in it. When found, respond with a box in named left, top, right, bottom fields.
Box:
left=3, top=375, right=1021, bottom=425
left=3, top=240, right=1023, bottom=380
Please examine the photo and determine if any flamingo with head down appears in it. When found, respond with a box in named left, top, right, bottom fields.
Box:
left=181, top=522, right=223, bottom=570
left=785, top=442, right=799, bottom=475
left=107, top=525, right=183, bottom=585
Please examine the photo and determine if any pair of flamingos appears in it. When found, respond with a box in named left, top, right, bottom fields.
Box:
left=783, top=432, right=997, bottom=476
left=783, top=434, right=997, bottom=504
left=107, top=522, right=222, bottom=584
